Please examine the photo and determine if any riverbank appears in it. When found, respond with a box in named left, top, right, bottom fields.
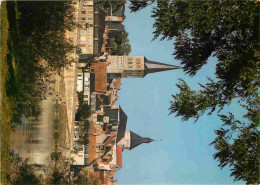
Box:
left=1, top=1, right=77, bottom=184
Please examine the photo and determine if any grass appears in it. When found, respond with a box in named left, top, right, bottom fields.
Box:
left=1, top=1, right=76, bottom=183
left=1, top=2, right=13, bottom=184
left=1, top=2, right=22, bottom=184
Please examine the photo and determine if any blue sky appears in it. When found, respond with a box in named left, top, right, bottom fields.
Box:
left=114, top=4, right=245, bottom=185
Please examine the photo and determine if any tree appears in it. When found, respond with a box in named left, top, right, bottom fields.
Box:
left=96, top=0, right=155, bottom=13
left=95, top=0, right=125, bottom=12
left=75, top=92, right=91, bottom=145
left=129, top=1, right=259, bottom=103
left=8, top=152, right=41, bottom=185
left=211, top=100, right=260, bottom=184
left=76, top=92, right=91, bottom=121
left=109, top=31, right=132, bottom=55
left=129, top=0, right=155, bottom=12
left=128, top=1, right=259, bottom=183
left=44, top=151, right=71, bottom=185
left=5, top=1, right=77, bottom=124
left=73, top=170, right=100, bottom=185
left=163, top=1, right=260, bottom=183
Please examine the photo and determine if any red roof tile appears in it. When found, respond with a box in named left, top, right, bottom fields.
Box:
left=90, top=62, right=107, bottom=92
left=114, top=78, right=121, bottom=89
left=117, top=145, right=122, bottom=167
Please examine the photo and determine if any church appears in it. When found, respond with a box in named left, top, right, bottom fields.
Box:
left=106, top=55, right=181, bottom=78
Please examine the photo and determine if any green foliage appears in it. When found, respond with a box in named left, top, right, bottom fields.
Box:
left=109, top=31, right=132, bottom=56
left=129, top=0, right=155, bottom=12
left=95, top=0, right=125, bottom=12
left=170, top=77, right=250, bottom=122
left=45, top=151, right=71, bottom=185
left=77, top=119, right=90, bottom=146
left=96, top=0, right=155, bottom=13
left=76, top=92, right=91, bottom=121
left=165, top=0, right=259, bottom=125
left=211, top=100, right=260, bottom=184
left=154, top=1, right=260, bottom=183
left=73, top=170, right=100, bottom=185
left=152, top=1, right=259, bottom=96
left=8, top=152, right=41, bottom=185
left=76, top=92, right=91, bottom=145
left=5, top=1, right=76, bottom=124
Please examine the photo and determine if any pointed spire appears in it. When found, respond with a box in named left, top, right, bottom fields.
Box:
left=144, top=58, right=181, bottom=76
left=129, top=131, right=155, bottom=150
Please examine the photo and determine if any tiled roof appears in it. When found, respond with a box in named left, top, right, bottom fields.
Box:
left=107, top=22, right=125, bottom=32
left=116, top=145, right=122, bottom=167
left=90, top=62, right=107, bottom=92
left=116, top=106, right=127, bottom=143
left=89, top=123, right=96, bottom=162
left=104, top=132, right=116, bottom=147
left=114, top=78, right=121, bottom=89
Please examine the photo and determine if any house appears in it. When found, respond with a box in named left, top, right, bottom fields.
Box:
left=79, top=0, right=94, bottom=54
left=77, top=70, right=84, bottom=92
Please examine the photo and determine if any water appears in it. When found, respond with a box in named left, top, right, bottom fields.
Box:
left=12, top=97, right=56, bottom=165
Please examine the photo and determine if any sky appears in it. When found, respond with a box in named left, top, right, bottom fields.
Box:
left=113, top=4, right=246, bottom=185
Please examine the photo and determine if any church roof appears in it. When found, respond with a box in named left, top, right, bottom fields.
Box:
left=116, top=145, right=122, bottom=167
left=129, top=131, right=154, bottom=150
left=116, top=106, right=127, bottom=143
left=144, top=59, right=181, bottom=76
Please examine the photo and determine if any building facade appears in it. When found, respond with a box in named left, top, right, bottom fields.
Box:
left=79, top=1, right=94, bottom=54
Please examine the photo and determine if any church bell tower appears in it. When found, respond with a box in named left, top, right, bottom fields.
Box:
left=107, top=55, right=181, bottom=78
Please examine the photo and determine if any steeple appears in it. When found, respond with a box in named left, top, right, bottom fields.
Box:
left=107, top=55, right=181, bottom=79
left=129, top=131, right=154, bottom=150
left=118, top=131, right=155, bottom=150
left=144, top=58, right=182, bottom=76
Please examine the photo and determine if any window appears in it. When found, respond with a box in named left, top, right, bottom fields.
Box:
left=84, top=158, right=89, bottom=165
left=85, top=146, right=89, bottom=154
left=136, top=71, right=142, bottom=75
left=81, top=30, right=86, bottom=34
left=88, top=11, right=93, bottom=14
left=81, top=11, right=86, bottom=14
left=80, top=36, right=86, bottom=41
left=127, top=71, right=134, bottom=75
left=88, top=18, right=93, bottom=21
left=89, top=24, right=93, bottom=27
left=81, top=17, right=86, bottom=21
left=136, top=58, right=141, bottom=64
left=84, top=95, right=88, bottom=98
